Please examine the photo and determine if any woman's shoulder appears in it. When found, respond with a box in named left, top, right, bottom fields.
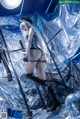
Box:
left=29, top=27, right=35, bottom=35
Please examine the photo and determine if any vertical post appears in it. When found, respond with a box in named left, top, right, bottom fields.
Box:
left=1, top=50, right=13, bottom=81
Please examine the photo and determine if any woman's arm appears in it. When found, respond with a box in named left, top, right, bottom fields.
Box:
left=25, top=28, right=34, bottom=57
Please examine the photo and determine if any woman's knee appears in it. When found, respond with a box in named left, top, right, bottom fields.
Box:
left=36, top=69, right=46, bottom=80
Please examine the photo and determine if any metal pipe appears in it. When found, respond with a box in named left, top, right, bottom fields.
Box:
left=47, top=29, right=62, bottom=44
left=41, top=32, right=69, bottom=92
left=45, top=0, right=53, bottom=14
left=20, top=0, right=24, bottom=15
left=0, top=28, right=32, bottom=117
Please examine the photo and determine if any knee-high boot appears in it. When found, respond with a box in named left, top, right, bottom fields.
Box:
left=46, top=84, right=61, bottom=111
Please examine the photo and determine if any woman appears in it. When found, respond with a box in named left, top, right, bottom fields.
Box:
left=20, top=16, right=47, bottom=82
left=20, top=16, right=61, bottom=111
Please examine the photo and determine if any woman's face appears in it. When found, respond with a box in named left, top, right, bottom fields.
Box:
left=20, top=22, right=28, bottom=31
left=20, top=22, right=29, bottom=37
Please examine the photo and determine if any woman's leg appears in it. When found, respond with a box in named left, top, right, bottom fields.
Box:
left=36, top=62, right=46, bottom=80
left=26, top=62, right=37, bottom=74
left=36, top=51, right=47, bottom=93
left=36, top=52, right=47, bottom=80
left=36, top=52, right=61, bottom=110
